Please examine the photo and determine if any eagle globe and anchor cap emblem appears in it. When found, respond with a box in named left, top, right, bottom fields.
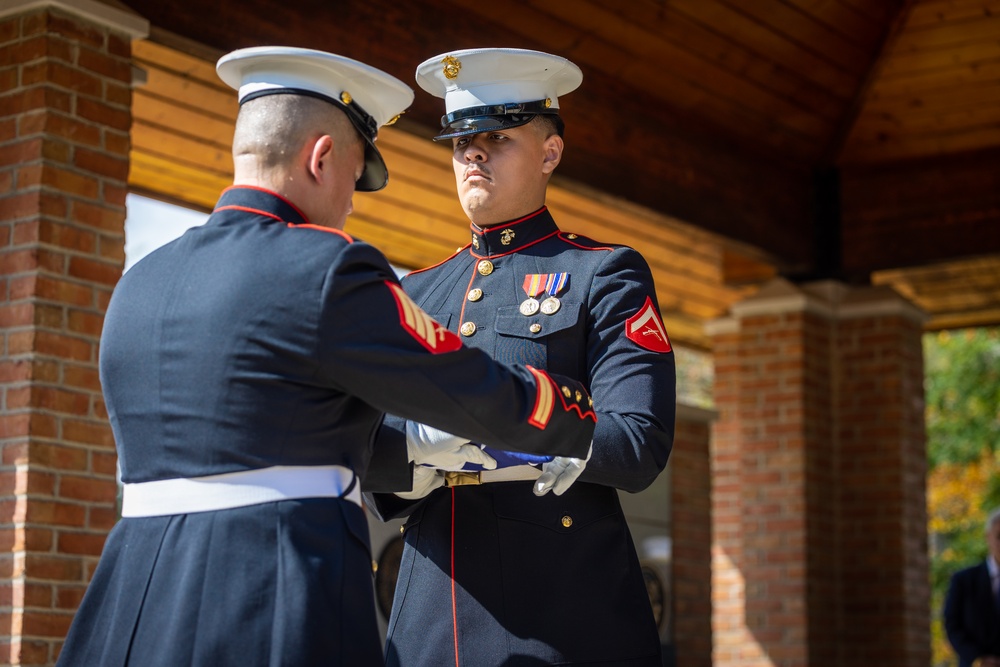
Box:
left=441, top=55, right=461, bottom=80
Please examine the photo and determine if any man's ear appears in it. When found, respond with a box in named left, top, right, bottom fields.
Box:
left=541, top=134, right=564, bottom=175
left=306, top=134, right=335, bottom=183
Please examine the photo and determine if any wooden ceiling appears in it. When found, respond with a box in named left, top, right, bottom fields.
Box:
left=120, top=0, right=1000, bottom=338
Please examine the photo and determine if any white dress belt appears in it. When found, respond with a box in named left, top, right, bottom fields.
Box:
left=120, top=465, right=360, bottom=517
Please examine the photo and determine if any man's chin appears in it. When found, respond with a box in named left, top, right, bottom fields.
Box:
left=461, top=194, right=491, bottom=218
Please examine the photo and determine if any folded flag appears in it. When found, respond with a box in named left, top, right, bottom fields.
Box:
left=461, top=446, right=553, bottom=472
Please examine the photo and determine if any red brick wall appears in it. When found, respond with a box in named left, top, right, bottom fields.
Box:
left=672, top=406, right=714, bottom=667
left=711, top=312, right=819, bottom=667
left=0, top=8, right=132, bottom=664
left=836, top=313, right=930, bottom=666
left=710, top=322, right=746, bottom=664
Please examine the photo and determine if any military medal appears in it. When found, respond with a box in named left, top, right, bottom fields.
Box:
left=540, top=273, right=568, bottom=315
left=520, top=273, right=546, bottom=316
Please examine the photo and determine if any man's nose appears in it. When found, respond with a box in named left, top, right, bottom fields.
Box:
left=464, top=138, right=487, bottom=162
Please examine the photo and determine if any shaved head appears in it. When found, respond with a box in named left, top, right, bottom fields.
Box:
left=233, top=94, right=361, bottom=171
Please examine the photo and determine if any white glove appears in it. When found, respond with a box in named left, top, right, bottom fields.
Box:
left=533, top=442, right=593, bottom=497
left=394, top=465, right=444, bottom=500
left=405, top=421, right=497, bottom=471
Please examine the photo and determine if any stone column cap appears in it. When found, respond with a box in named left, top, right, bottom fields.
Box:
left=706, top=277, right=927, bottom=335
left=0, top=0, right=149, bottom=38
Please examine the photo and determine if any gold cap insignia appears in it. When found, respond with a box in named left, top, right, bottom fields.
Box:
left=500, top=229, right=515, bottom=246
left=385, top=113, right=402, bottom=126
left=442, top=55, right=461, bottom=80
left=544, top=98, right=552, bottom=108
left=340, top=91, right=352, bottom=105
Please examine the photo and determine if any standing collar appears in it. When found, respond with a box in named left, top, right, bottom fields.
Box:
left=214, top=186, right=311, bottom=226
left=469, top=207, right=558, bottom=258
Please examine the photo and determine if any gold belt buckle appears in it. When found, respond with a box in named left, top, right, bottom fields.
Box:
left=443, top=471, right=483, bottom=487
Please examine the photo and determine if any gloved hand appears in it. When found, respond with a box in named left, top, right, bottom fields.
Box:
left=533, top=442, right=593, bottom=497
left=405, top=421, right=497, bottom=471
left=394, top=465, right=444, bottom=500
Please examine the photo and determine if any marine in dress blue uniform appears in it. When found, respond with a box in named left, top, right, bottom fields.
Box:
left=56, top=47, right=595, bottom=667
left=368, top=49, right=676, bottom=667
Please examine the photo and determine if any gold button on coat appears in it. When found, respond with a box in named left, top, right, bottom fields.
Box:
left=529, top=323, right=541, bottom=333
left=561, top=515, right=573, bottom=528
left=477, top=260, right=494, bottom=276
left=468, top=288, right=483, bottom=302
left=461, top=321, right=477, bottom=336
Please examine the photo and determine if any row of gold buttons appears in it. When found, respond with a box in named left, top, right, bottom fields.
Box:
left=461, top=259, right=544, bottom=336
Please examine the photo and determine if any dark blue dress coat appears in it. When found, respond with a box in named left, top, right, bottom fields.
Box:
left=56, top=188, right=595, bottom=667
left=369, top=207, right=676, bottom=667
left=944, top=561, right=1000, bottom=667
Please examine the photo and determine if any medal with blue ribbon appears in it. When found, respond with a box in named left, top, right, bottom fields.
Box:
left=540, top=273, right=568, bottom=315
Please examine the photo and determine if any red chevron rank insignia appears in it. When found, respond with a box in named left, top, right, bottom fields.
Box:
left=625, top=297, right=672, bottom=353
left=386, top=281, right=462, bottom=354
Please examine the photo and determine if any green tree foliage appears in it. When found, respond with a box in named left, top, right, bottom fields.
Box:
left=925, top=327, right=1000, bottom=666
left=925, top=328, right=1000, bottom=468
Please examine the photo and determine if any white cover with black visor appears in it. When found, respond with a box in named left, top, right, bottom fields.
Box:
left=217, top=46, right=414, bottom=191
left=415, top=47, right=582, bottom=140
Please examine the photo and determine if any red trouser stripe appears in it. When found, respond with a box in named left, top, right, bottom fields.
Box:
left=451, top=487, right=460, bottom=667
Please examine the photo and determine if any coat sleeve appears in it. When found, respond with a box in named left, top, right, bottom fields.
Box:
left=580, top=247, right=675, bottom=493
left=317, top=241, right=596, bottom=478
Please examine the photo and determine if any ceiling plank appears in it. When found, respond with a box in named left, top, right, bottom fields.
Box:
left=849, top=100, right=1000, bottom=137
left=836, top=0, right=901, bottom=24
left=782, top=0, right=888, bottom=44
left=878, top=36, right=1000, bottom=77
left=667, top=0, right=861, bottom=96
left=907, top=0, right=1000, bottom=28
left=893, top=12, right=1000, bottom=49
left=715, top=0, right=875, bottom=71
left=869, top=57, right=1000, bottom=97
left=615, top=0, right=850, bottom=118
left=839, top=124, right=1000, bottom=162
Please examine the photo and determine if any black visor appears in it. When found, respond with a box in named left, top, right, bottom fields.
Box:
left=434, top=99, right=562, bottom=141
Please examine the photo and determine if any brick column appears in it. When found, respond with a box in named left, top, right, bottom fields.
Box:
left=672, top=402, right=715, bottom=667
left=0, top=2, right=146, bottom=664
left=708, top=279, right=929, bottom=667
